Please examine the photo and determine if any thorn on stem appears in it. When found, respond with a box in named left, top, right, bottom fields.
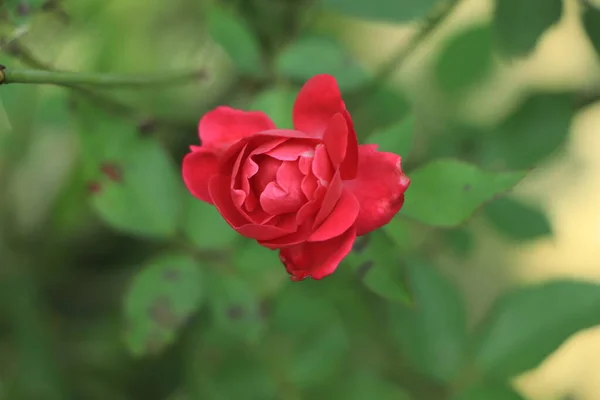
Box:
left=87, top=182, right=102, bottom=194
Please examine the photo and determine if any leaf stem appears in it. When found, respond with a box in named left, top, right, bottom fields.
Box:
left=0, top=67, right=205, bottom=88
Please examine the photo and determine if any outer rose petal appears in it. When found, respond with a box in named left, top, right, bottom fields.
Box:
left=309, top=189, right=359, bottom=242
left=292, top=74, right=345, bottom=137
left=279, top=225, right=357, bottom=280
left=199, top=106, right=276, bottom=150
left=182, top=148, right=219, bottom=204
left=346, top=144, right=410, bottom=236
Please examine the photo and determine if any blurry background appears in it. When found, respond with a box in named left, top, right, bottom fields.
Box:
left=1, top=0, right=600, bottom=399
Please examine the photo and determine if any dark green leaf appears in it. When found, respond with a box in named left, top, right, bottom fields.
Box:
left=366, top=114, right=414, bottom=157
left=389, top=261, right=468, bottom=383
left=248, top=87, right=296, bottom=129
left=233, top=239, right=288, bottom=296
left=443, top=227, right=474, bottom=258
left=484, top=196, right=552, bottom=240
left=336, top=370, right=411, bottom=400
left=273, top=286, right=348, bottom=388
left=207, top=271, right=265, bottom=345
left=347, top=230, right=411, bottom=304
left=321, top=0, right=439, bottom=23
left=91, top=139, right=184, bottom=239
left=493, top=0, right=563, bottom=57
left=582, top=5, right=600, bottom=57
left=452, top=383, right=525, bottom=400
left=206, top=5, right=264, bottom=76
left=489, top=92, right=574, bottom=169
left=402, top=159, right=526, bottom=227
left=276, top=36, right=369, bottom=90
left=474, top=280, right=600, bottom=379
left=435, top=24, right=493, bottom=94
left=183, top=196, right=238, bottom=251
left=123, top=253, right=204, bottom=356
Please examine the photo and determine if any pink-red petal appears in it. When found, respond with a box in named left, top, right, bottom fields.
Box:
left=322, top=113, right=348, bottom=166
left=279, top=225, right=357, bottom=280
left=292, top=74, right=346, bottom=138
left=345, top=144, right=410, bottom=236
left=182, top=148, right=219, bottom=204
left=199, top=106, right=276, bottom=151
left=309, top=189, right=359, bottom=242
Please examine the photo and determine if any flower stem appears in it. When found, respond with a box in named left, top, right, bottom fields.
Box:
left=0, top=67, right=205, bottom=88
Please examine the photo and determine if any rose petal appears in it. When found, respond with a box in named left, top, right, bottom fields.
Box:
left=296, top=184, right=326, bottom=226
left=266, top=140, right=317, bottom=161
left=322, top=113, right=348, bottom=166
left=199, top=106, right=275, bottom=150
left=313, top=170, right=342, bottom=228
left=339, top=109, right=359, bottom=180
left=209, top=175, right=293, bottom=240
left=279, top=225, right=357, bottom=280
left=345, top=144, right=410, bottom=236
left=260, top=160, right=305, bottom=215
left=252, top=156, right=282, bottom=194
left=308, top=189, right=359, bottom=242
left=293, top=75, right=347, bottom=137
left=312, top=144, right=334, bottom=186
left=182, top=148, right=219, bottom=204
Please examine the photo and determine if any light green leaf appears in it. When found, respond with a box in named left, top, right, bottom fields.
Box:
left=435, top=24, right=493, bottom=94
left=389, top=261, right=468, bottom=383
left=321, top=0, right=439, bottom=23
left=583, top=5, right=600, bottom=58
left=207, top=271, right=266, bottom=345
left=402, top=159, right=526, bottom=227
left=474, top=280, right=600, bottom=379
left=346, top=230, right=411, bottom=304
left=452, top=383, right=525, bottom=400
left=183, top=196, right=238, bottom=251
left=276, top=36, right=369, bottom=90
left=366, top=114, right=414, bottom=157
left=206, top=5, right=264, bottom=76
left=489, top=92, right=574, bottom=169
left=483, top=196, right=552, bottom=241
left=91, top=139, right=184, bottom=239
left=493, top=0, right=563, bottom=57
left=123, top=253, right=204, bottom=356
left=248, top=87, right=296, bottom=129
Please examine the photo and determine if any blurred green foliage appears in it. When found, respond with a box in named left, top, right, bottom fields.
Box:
left=2, top=0, right=600, bottom=399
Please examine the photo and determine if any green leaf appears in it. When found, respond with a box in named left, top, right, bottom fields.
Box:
left=248, top=87, right=296, bottom=129
left=4, top=0, right=46, bottom=25
left=582, top=5, right=600, bottom=57
left=366, top=114, right=414, bottom=157
left=207, top=271, right=265, bottom=345
left=123, top=253, right=204, bottom=356
left=443, top=227, right=474, bottom=258
left=435, top=24, right=493, bottom=94
left=276, top=36, right=369, bottom=90
left=347, top=230, right=411, bottom=305
left=206, top=5, right=264, bottom=76
left=233, top=240, right=288, bottom=296
left=336, top=371, right=411, bottom=400
left=91, top=139, right=184, bottom=239
left=483, top=196, right=552, bottom=241
left=389, top=261, right=468, bottom=383
left=489, top=92, right=574, bottom=169
left=474, top=280, right=600, bottom=379
left=452, top=383, right=525, bottom=400
left=321, top=0, right=439, bottom=23
left=402, top=159, right=526, bottom=227
left=183, top=196, right=238, bottom=251
left=272, top=286, right=348, bottom=388
left=493, top=0, right=563, bottom=57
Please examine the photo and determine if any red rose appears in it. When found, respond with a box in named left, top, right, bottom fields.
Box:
left=182, top=74, right=410, bottom=280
